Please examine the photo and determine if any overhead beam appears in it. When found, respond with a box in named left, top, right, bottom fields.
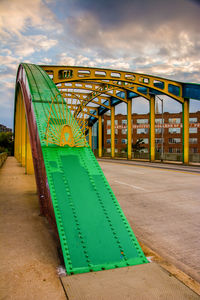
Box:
left=41, top=65, right=184, bottom=103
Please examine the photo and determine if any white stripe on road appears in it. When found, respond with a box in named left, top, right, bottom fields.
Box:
left=114, top=180, right=146, bottom=191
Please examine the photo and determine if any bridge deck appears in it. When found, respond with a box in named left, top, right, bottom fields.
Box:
left=1, top=157, right=199, bottom=299
left=98, top=158, right=200, bottom=283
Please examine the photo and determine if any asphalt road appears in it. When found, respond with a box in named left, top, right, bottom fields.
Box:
left=98, top=159, right=200, bottom=283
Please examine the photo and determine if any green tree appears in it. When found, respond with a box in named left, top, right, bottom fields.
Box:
left=132, top=138, right=145, bottom=152
left=0, top=132, right=14, bottom=155
left=125, top=138, right=145, bottom=153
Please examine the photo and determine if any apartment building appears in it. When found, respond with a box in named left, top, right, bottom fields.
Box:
left=103, top=111, right=200, bottom=155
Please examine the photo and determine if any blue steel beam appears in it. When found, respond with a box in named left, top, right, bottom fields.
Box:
left=183, top=83, right=200, bottom=100
left=88, top=82, right=200, bottom=126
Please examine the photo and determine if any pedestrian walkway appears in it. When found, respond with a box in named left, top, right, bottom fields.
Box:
left=0, top=157, right=66, bottom=300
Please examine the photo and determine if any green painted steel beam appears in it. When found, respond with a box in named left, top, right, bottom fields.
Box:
left=22, top=63, right=148, bottom=275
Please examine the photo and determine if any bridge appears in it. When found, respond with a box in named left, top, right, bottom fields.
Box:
left=14, top=63, right=148, bottom=275
left=5, top=63, right=200, bottom=298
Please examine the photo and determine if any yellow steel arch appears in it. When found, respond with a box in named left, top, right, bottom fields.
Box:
left=59, top=80, right=152, bottom=123
left=41, top=66, right=183, bottom=103
left=57, top=81, right=151, bottom=102
left=14, top=86, right=34, bottom=174
left=41, top=65, right=189, bottom=164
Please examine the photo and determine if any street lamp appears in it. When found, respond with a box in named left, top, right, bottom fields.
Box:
left=156, top=96, right=164, bottom=162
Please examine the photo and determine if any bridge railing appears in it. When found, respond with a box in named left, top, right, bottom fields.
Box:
left=0, top=152, right=8, bottom=168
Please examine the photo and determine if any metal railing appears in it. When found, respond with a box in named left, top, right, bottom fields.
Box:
left=0, top=152, right=8, bottom=168
left=94, top=149, right=200, bottom=164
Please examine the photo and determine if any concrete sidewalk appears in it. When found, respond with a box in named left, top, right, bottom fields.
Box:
left=61, top=263, right=200, bottom=300
left=0, top=157, right=66, bottom=300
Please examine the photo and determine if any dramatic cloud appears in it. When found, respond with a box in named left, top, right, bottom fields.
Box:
left=0, top=0, right=200, bottom=128
left=64, top=0, right=200, bottom=81
left=0, top=0, right=61, bottom=37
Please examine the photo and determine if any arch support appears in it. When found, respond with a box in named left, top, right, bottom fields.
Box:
left=98, top=115, right=102, bottom=157
left=21, top=100, right=26, bottom=167
left=111, top=106, right=115, bottom=158
left=127, top=99, right=132, bottom=160
left=150, top=95, right=155, bottom=161
left=26, top=126, right=34, bottom=174
left=89, top=126, right=92, bottom=148
left=182, top=98, right=189, bottom=164
left=14, top=91, right=21, bottom=162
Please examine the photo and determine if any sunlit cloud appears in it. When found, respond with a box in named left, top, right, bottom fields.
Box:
left=0, top=0, right=62, bottom=37
left=0, top=0, right=200, bottom=128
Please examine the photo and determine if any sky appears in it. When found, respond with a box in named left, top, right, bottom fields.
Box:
left=0, top=0, right=200, bottom=128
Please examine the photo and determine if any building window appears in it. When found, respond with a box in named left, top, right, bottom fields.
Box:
left=115, top=139, right=118, bottom=144
left=189, top=127, right=197, bottom=134
left=189, top=117, right=197, bottom=123
left=107, top=120, right=118, bottom=126
left=168, top=128, right=181, bottom=134
left=122, top=120, right=127, bottom=126
left=107, top=148, right=111, bottom=153
left=189, top=138, right=197, bottom=144
left=190, top=148, right=198, bottom=153
left=137, top=119, right=148, bottom=124
left=107, top=129, right=111, bottom=135
left=106, top=139, right=111, bottom=144
left=155, top=118, right=162, bottom=124
left=155, top=128, right=162, bottom=134
left=107, top=120, right=111, bottom=125
left=168, top=148, right=181, bottom=153
left=168, top=118, right=181, bottom=124
left=115, top=149, right=118, bottom=153
left=115, top=129, right=118, bottom=134
left=122, top=128, right=127, bottom=135
left=121, top=139, right=127, bottom=144
left=169, top=138, right=181, bottom=144
left=137, top=128, right=149, bottom=134
left=139, top=138, right=148, bottom=144
left=155, top=138, right=163, bottom=144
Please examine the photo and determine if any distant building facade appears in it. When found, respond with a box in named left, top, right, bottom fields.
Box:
left=0, top=124, right=12, bottom=133
left=103, top=111, right=200, bottom=155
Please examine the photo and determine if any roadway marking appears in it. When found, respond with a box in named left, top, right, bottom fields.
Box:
left=114, top=180, right=146, bottom=191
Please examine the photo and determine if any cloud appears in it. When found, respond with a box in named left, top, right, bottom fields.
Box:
left=13, top=35, right=57, bottom=57
left=63, top=0, right=200, bottom=82
left=1, top=0, right=200, bottom=128
left=70, top=0, right=200, bottom=30
left=0, top=55, right=19, bottom=70
left=58, top=52, right=131, bottom=70
left=0, top=0, right=62, bottom=38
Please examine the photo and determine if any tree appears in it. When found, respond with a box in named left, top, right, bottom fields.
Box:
left=0, top=132, right=14, bottom=155
left=132, top=138, right=145, bottom=152
left=125, top=138, right=145, bottom=153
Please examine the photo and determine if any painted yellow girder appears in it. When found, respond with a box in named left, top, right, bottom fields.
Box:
left=67, top=103, right=99, bottom=119
left=41, top=66, right=183, bottom=103
left=57, top=81, right=149, bottom=101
